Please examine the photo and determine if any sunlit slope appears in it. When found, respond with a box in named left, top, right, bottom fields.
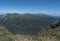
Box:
left=0, top=24, right=13, bottom=41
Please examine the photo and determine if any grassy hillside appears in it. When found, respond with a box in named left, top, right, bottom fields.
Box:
left=0, top=25, right=60, bottom=41
left=0, top=24, right=14, bottom=41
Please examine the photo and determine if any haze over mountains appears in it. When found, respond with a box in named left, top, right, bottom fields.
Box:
left=0, top=0, right=60, bottom=41
left=0, top=13, right=60, bottom=18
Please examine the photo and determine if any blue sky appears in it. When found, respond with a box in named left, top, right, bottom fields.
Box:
left=0, top=0, right=60, bottom=16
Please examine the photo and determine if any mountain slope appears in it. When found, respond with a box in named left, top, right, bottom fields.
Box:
left=0, top=24, right=14, bottom=41
left=0, top=13, right=60, bottom=41
left=0, top=13, right=58, bottom=34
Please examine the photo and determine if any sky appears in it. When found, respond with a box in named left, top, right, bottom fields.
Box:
left=0, top=0, right=60, bottom=16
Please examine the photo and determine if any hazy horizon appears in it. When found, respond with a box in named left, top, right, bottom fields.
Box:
left=0, top=0, right=60, bottom=16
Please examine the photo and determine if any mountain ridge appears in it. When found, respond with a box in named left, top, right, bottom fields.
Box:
left=0, top=13, right=58, bottom=34
left=0, top=13, right=60, bottom=41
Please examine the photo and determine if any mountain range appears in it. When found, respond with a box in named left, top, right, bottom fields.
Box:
left=0, top=13, right=60, bottom=41
left=0, top=13, right=59, bottom=34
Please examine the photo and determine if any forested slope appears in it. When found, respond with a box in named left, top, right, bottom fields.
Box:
left=0, top=13, right=57, bottom=34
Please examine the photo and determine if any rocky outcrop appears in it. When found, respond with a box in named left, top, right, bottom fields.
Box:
left=50, top=20, right=60, bottom=29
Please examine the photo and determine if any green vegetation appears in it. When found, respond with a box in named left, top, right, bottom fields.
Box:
left=0, top=25, right=14, bottom=41
left=0, top=13, right=60, bottom=41
left=0, top=13, right=57, bottom=34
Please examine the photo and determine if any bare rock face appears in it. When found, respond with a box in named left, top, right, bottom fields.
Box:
left=50, top=20, right=60, bottom=29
